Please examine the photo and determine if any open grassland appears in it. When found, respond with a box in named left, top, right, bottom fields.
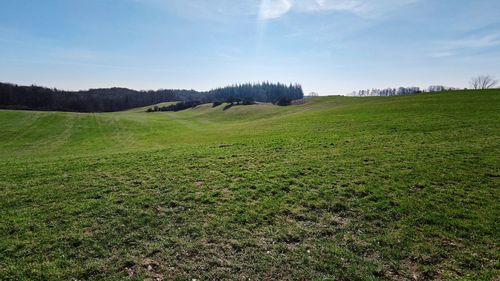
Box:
left=0, top=90, right=499, bottom=280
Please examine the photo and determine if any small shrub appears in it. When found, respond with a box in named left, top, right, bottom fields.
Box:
left=242, top=98, right=255, bottom=105
left=158, top=101, right=202, bottom=112
left=275, top=97, right=292, bottom=106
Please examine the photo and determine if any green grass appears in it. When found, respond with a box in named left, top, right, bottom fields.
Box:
left=0, top=90, right=499, bottom=280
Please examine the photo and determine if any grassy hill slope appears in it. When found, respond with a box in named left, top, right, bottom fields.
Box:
left=0, top=90, right=499, bottom=280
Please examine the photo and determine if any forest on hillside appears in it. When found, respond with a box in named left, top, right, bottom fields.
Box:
left=0, top=82, right=303, bottom=112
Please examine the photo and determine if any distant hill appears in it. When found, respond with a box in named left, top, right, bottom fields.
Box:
left=0, top=82, right=303, bottom=112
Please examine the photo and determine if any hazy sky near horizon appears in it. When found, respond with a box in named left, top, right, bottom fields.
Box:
left=1, top=0, right=499, bottom=95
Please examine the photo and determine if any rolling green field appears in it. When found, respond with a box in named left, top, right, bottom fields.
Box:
left=0, top=90, right=499, bottom=280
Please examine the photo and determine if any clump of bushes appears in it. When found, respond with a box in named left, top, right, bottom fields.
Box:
left=274, top=97, right=292, bottom=106
left=242, top=98, right=255, bottom=105
left=147, top=100, right=202, bottom=112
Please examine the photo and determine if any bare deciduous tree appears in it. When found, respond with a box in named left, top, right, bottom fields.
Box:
left=470, top=75, right=498, bottom=89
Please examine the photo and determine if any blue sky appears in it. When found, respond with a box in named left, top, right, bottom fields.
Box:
left=1, top=0, right=499, bottom=94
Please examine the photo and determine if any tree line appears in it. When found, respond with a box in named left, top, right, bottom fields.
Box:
left=0, top=83, right=188, bottom=112
left=350, top=86, right=463, bottom=97
left=353, top=87, right=422, bottom=97
left=209, top=82, right=303, bottom=104
left=0, top=82, right=304, bottom=112
left=350, top=75, right=498, bottom=97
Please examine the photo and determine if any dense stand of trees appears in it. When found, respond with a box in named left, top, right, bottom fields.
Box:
left=1, top=82, right=304, bottom=112
left=147, top=83, right=304, bottom=112
left=209, top=82, right=303, bottom=104
left=0, top=83, right=190, bottom=112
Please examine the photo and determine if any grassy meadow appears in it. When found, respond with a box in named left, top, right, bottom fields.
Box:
left=0, top=90, right=499, bottom=280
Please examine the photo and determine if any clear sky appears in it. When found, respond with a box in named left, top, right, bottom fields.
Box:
left=1, top=0, right=499, bottom=95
